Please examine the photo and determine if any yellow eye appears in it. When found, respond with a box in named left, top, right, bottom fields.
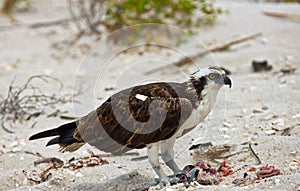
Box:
left=208, top=73, right=215, bottom=80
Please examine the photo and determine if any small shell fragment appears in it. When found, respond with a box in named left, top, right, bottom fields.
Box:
left=271, top=118, right=284, bottom=126
left=75, top=172, right=84, bottom=177
left=274, top=178, right=280, bottom=185
left=292, top=114, right=300, bottom=119
left=223, top=121, right=234, bottom=128
left=253, top=108, right=264, bottom=113
left=265, top=130, right=276, bottom=135
left=289, top=162, right=299, bottom=170
left=264, top=114, right=276, bottom=120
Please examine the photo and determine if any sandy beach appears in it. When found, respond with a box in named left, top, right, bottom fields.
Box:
left=0, top=1, right=299, bottom=190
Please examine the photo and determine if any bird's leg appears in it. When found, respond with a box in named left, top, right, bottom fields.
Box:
left=147, top=144, right=169, bottom=186
left=160, top=138, right=181, bottom=174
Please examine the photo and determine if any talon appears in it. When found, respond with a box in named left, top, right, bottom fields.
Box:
left=154, top=177, right=161, bottom=183
left=170, top=176, right=180, bottom=184
left=187, top=167, right=200, bottom=179
left=154, top=177, right=170, bottom=186
left=175, top=172, right=188, bottom=183
left=175, top=171, right=184, bottom=176
left=159, top=179, right=170, bottom=186
left=158, top=182, right=167, bottom=186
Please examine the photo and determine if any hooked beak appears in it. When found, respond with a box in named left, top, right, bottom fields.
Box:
left=224, top=76, right=232, bottom=88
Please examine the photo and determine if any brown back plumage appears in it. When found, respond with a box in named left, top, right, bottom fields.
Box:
left=74, top=82, right=203, bottom=154
left=30, top=79, right=207, bottom=154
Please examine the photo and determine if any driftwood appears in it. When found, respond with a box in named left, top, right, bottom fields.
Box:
left=0, top=18, right=72, bottom=31
left=145, top=32, right=262, bottom=75
left=263, top=11, right=300, bottom=20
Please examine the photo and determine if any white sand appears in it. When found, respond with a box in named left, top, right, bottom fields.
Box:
left=0, top=1, right=299, bottom=190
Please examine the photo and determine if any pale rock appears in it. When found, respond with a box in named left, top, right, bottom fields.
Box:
left=292, top=113, right=300, bottom=119
left=289, top=162, right=299, bottom=170
left=282, top=112, right=289, bottom=117
left=271, top=118, right=285, bottom=131
left=9, top=141, right=19, bottom=148
left=264, top=114, right=276, bottom=120
left=286, top=55, right=294, bottom=61
left=166, top=187, right=174, bottom=191
left=222, top=135, right=231, bottom=139
left=75, top=172, right=84, bottom=177
left=12, top=147, right=22, bottom=152
left=265, top=130, right=276, bottom=135
left=272, top=118, right=284, bottom=126
left=220, top=127, right=229, bottom=132
left=223, top=121, right=234, bottom=128
left=260, top=38, right=269, bottom=44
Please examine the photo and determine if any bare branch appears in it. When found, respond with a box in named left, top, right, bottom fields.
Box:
left=263, top=11, right=300, bottom=20
left=145, top=32, right=262, bottom=75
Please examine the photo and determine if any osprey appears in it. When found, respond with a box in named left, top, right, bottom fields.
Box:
left=29, top=66, right=232, bottom=185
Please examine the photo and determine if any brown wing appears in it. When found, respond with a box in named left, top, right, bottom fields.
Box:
left=73, top=82, right=194, bottom=155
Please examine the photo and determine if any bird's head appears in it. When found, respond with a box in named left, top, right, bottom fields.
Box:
left=191, top=66, right=232, bottom=90
left=188, top=66, right=232, bottom=102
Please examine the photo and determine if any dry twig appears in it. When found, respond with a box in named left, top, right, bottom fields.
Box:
left=0, top=75, right=83, bottom=133
left=249, top=144, right=261, bottom=165
left=0, top=18, right=72, bottom=31
left=25, top=152, right=109, bottom=184
left=34, top=157, right=64, bottom=167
